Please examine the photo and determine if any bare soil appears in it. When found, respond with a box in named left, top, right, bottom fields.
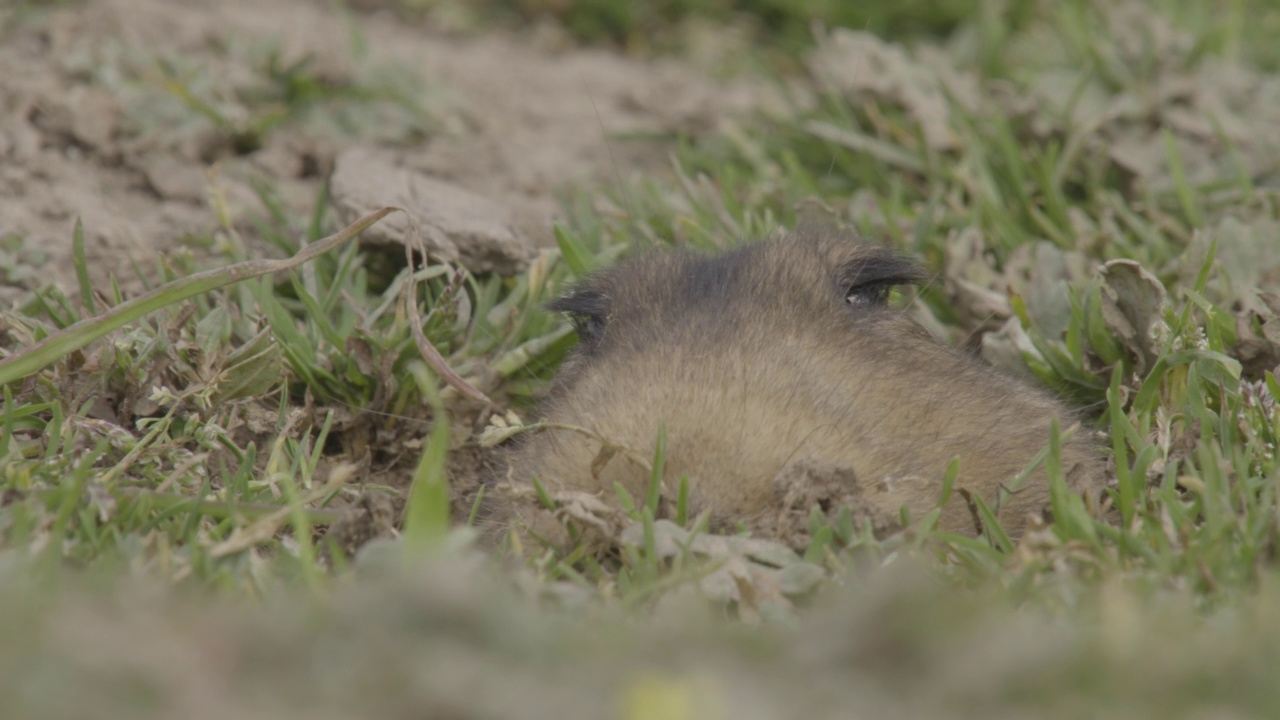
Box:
left=0, top=0, right=767, bottom=298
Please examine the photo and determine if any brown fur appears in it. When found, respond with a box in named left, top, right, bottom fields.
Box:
left=497, top=230, right=1103, bottom=540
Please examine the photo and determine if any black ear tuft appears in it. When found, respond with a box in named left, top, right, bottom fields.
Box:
left=546, top=289, right=605, bottom=316
left=841, top=249, right=928, bottom=306
left=549, top=288, right=609, bottom=346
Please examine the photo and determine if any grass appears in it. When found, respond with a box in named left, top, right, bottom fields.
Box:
left=1, top=0, right=1280, bottom=716
left=412, top=0, right=1041, bottom=61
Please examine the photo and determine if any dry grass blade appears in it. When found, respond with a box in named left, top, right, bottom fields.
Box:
left=402, top=217, right=494, bottom=406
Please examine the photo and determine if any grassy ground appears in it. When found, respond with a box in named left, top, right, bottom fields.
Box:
left=2, top=0, right=1280, bottom=717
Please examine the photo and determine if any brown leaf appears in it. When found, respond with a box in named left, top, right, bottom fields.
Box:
left=1098, top=260, right=1168, bottom=374
left=345, top=336, right=375, bottom=377
left=1233, top=298, right=1280, bottom=379
left=1259, top=291, right=1280, bottom=316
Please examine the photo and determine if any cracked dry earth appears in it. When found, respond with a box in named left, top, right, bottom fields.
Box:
left=0, top=0, right=768, bottom=299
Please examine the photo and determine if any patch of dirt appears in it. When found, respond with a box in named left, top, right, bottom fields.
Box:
left=447, top=442, right=500, bottom=521
left=0, top=0, right=770, bottom=299
left=755, top=459, right=902, bottom=551
left=317, top=489, right=398, bottom=564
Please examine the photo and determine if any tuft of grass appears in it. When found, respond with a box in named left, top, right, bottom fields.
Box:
left=0, top=180, right=564, bottom=585
left=414, top=0, right=1042, bottom=62
left=0, top=207, right=397, bottom=388
left=150, top=35, right=436, bottom=154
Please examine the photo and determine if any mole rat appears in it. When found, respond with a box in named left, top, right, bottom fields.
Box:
left=495, top=229, right=1103, bottom=543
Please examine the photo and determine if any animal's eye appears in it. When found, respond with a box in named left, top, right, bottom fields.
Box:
left=567, top=312, right=605, bottom=344
left=846, top=282, right=893, bottom=306
left=840, top=250, right=927, bottom=309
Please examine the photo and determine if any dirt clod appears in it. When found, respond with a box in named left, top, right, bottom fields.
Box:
left=330, top=147, right=535, bottom=275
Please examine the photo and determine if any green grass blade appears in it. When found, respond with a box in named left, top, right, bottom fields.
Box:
left=71, top=218, right=97, bottom=315
left=0, top=207, right=398, bottom=387
left=403, top=386, right=452, bottom=553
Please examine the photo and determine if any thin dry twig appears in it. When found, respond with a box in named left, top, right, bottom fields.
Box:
left=402, top=213, right=494, bottom=406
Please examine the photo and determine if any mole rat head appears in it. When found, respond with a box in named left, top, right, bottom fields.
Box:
left=505, top=229, right=1099, bottom=538
left=547, top=230, right=928, bottom=366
